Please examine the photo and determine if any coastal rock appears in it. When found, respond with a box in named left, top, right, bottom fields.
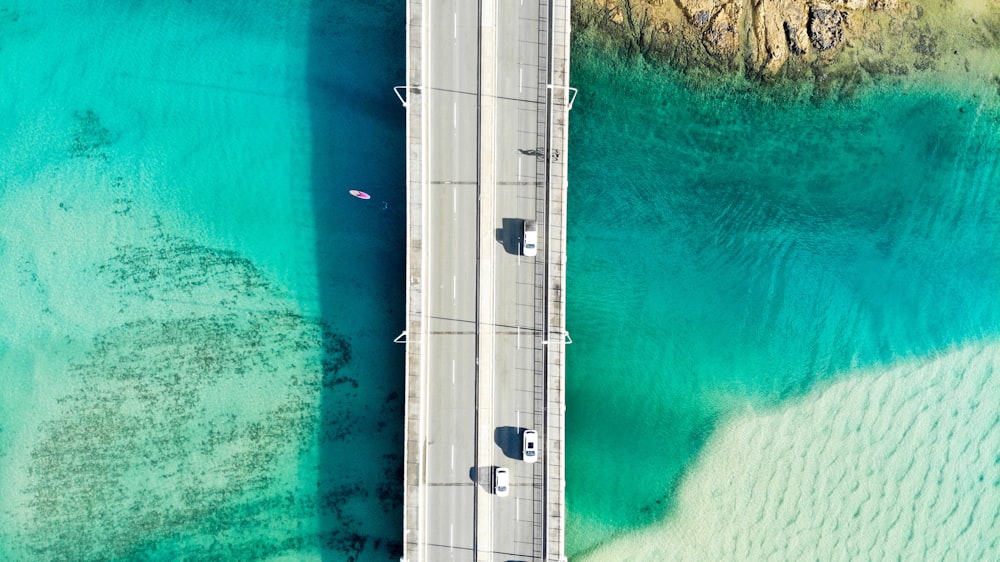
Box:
left=574, top=0, right=996, bottom=84
left=869, top=0, right=899, bottom=10
left=808, top=6, right=848, bottom=51
left=704, top=8, right=740, bottom=56
left=827, top=0, right=868, bottom=9
left=784, top=20, right=810, bottom=56
left=677, top=0, right=742, bottom=57
left=748, top=0, right=809, bottom=75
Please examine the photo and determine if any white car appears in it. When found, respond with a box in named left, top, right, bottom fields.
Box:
left=494, top=467, right=510, bottom=497
left=522, top=430, right=538, bottom=463
left=523, top=220, right=537, bottom=257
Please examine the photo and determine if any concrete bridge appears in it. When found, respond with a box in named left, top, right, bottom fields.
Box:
left=397, top=0, right=573, bottom=560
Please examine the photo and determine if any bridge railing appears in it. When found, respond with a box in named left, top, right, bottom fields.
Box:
left=543, top=0, right=572, bottom=560
left=401, top=1, right=424, bottom=561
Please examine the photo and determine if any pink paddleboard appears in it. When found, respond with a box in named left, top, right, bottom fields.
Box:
left=349, top=189, right=371, bottom=200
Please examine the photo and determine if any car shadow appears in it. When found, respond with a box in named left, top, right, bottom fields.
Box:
left=496, top=218, right=525, bottom=255
left=469, top=465, right=497, bottom=493
left=494, top=426, right=523, bottom=460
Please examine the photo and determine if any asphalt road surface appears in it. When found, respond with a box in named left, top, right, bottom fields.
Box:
left=422, top=0, right=549, bottom=560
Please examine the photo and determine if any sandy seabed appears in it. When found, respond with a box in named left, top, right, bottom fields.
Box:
left=580, top=342, right=1000, bottom=561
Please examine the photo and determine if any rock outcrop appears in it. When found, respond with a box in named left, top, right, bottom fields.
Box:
left=592, top=0, right=893, bottom=76
left=700, top=0, right=866, bottom=76
left=677, top=0, right=742, bottom=57
left=573, top=0, right=1000, bottom=85
left=807, top=6, right=847, bottom=52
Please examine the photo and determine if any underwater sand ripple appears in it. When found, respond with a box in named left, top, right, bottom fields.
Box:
left=580, top=343, right=1000, bottom=561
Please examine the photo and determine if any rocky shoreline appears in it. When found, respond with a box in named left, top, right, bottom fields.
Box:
left=573, top=0, right=1000, bottom=92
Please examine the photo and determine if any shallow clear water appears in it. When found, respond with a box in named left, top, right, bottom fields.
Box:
left=0, top=1, right=404, bottom=560
left=565, top=39, right=1000, bottom=557
left=3, top=1, right=999, bottom=560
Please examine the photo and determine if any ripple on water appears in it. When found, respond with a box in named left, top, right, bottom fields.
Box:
left=567, top=34, right=1000, bottom=557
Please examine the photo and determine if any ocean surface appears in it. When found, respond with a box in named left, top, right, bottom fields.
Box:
left=565, top=34, right=1000, bottom=560
left=2, top=1, right=999, bottom=561
left=0, top=1, right=405, bottom=560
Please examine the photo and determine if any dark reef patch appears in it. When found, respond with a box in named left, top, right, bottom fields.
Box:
left=912, top=29, right=940, bottom=71
left=9, top=216, right=402, bottom=561
left=70, top=109, right=116, bottom=160
left=20, top=309, right=350, bottom=560
left=98, top=223, right=275, bottom=305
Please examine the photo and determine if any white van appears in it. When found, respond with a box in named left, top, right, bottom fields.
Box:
left=494, top=467, right=510, bottom=497
left=523, top=220, right=537, bottom=257
left=522, top=429, right=538, bottom=463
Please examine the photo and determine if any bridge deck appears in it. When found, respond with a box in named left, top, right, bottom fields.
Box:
left=401, top=1, right=571, bottom=560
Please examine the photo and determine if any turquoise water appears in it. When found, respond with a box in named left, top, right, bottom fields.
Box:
left=3, top=1, right=999, bottom=560
left=565, top=39, right=1000, bottom=557
left=0, top=1, right=404, bottom=560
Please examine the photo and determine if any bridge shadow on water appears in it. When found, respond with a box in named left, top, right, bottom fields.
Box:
left=307, top=1, right=406, bottom=559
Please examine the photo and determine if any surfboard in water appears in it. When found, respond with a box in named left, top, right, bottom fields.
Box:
left=349, top=189, right=371, bottom=200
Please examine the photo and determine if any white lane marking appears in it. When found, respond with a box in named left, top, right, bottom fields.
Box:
left=453, top=13, right=457, bottom=39
left=450, top=445, right=455, bottom=469
left=452, top=275, right=457, bottom=300
left=517, top=158, right=521, bottom=180
left=452, top=360, right=456, bottom=384
left=517, top=326, right=521, bottom=349
left=453, top=102, right=457, bottom=130
left=519, top=67, right=523, bottom=93
left=453, top=190, right=457, bottom=213
left=450, top=524, right=454, bottom=545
